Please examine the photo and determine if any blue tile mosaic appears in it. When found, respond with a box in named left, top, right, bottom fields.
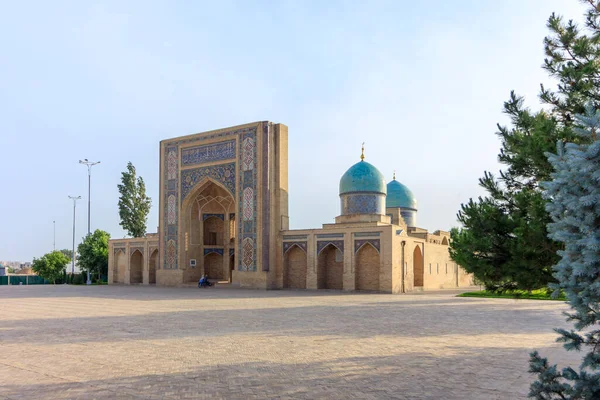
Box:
left=317, top=240, right=344, bottom=255
left=353, top=232, right=381, bottom=237
left=283, top=241, right=307, bottom=254
left=341, top=193, right=385, bottom=215
left=316, top=233, right=344, bottom=239
left=180, top=163, right=236, bottom=200
left=204, top=248, right=224, bottom=256
left=181, top=140, right=236, bottom=166
left=354, top=239, right=380, bottom=253
left=203, top=213, right=224, bottom=221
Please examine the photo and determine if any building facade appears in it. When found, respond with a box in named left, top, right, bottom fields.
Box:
left=108, top=121, right=473, bottom=292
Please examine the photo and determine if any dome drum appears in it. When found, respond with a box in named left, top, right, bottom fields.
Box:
left=340, top=193, right=386, bottom=215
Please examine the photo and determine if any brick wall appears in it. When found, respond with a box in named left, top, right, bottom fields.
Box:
left=284, top=246, right=307, bottom=289
left=355, top=244, right=380, bottom=291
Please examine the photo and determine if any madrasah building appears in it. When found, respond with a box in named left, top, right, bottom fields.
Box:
left=108, top=121, right=474, bottom=293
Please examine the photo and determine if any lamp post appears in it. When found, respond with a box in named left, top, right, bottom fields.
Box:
left=68, top=196, right=81, bottom=276
left=79, top=159, right=100, bottom=285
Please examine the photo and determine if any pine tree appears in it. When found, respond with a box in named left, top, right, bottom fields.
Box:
left=450, top=1, right=600, bottom=291
left=529, top=106, right=600, bottom=399
left=118, top=162, right=151, bottom=238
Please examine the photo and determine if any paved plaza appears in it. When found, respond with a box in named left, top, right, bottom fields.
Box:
left=0, top=285, right=579, bottom=399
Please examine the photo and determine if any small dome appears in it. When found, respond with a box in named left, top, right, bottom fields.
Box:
left=387, top=179, right=417, bottom=209
left=339, top=161, right=387, bottom=195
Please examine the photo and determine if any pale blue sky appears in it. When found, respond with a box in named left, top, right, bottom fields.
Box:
left=0, top=0, right=586, bottom=261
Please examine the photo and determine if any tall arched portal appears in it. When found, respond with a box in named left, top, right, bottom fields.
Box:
left=130, top=250, right=143, bottom=284
left=149, top=249, right=158, bottom=284
left=182, top=179, right=235, bottom=283
left=413, top=245, right=424, bottom=287
left=355, top=243, right=380, bottom=291
left=284, top=245, right=307, bottom=289
left=317, top=244, right=343, bottom=290
left=115, top=250, right=126, bottom=283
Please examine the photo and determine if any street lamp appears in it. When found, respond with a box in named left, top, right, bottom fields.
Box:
left=68, top=196, right=81, bottom=276
left=79, top=159, right=100, bottom=285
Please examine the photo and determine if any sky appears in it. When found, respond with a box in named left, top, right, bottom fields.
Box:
left=0, top=0, right=588, bottom=262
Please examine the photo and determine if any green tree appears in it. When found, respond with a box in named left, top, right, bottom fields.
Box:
left=450, top=1, right=600, bottom=291
left=77, top=229, right=109, bottom=282
left=529, top=106, right=600, bottom=399
left=118, top=162, right=151, bottom=238
left=59, top=249, right=73, bottom=260
left=31, top=251, right=70, bottom=283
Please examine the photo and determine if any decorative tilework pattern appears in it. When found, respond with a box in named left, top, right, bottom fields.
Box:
left=316, top=233, right=344, bottom=239
left=243, top=187, right=254, bottom=221
left=203, top=213, right=224, bottom=221
left=283, top=241, right=307, bottom=254
left=167, top=150, right=177, bottom=180
left=283, top=235, right=308, bottom=240
left=162, top=124, right=260, bottom=273
left=181, top=140, right=236, bottom=166
left=239, top=129, right=257, bottom=271
left=229, top=248, right=235, bottom=257
left=317, top=240, right=344, bottom=255
left=204, top=248, right=224, bottom=256
left=167, top=195, right=177, bottom=225
left=354, top=239, right=380, bottom=253
left=114, top=248, right=125, bottom=256
left=341, top=193, right=385, bottom=215
left=242, top=136, right=255, bottom=171
left=166, top=239, right=177, bottom=269
left=242, top=237, right=254, bottom=271
left=181, top=163, right=236, bottom=200
left=353, top=232, right=381, bottom=237
left=112, top=242, right=126, bottom=247
left=163, top=143, right=180, bottom=270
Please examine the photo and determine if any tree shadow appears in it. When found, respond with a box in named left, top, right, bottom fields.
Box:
left=1, top=348, right=569, bottom=400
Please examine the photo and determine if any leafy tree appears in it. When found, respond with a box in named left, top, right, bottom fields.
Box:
left=529, top=106, right=600, bottom=399
left=7, top=267, right=16, bottom=273
left=59, top=249, right=73, bottom=260
left=450, top=1, right=600, bottom=291
left=31, top=251, right=70, bottom=283
left=77, top=229, right=109, bottom=282
left=118, top=162, right=151, bottom=238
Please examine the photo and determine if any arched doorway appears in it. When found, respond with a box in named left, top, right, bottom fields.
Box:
left=204, top=252, right=224, bottom=280
left=317, top=244, right=343, bottom=289
left=149, top=249, right=158, bottom=284
left=115, top=250, right=126, bottom=283
left=130, top=250, right=143, bottom=284
left=284, top=245, right=307, bottom=289
left=229, top=254, right=235, bottom=283
left=203, top=216, right=225, bottom=246
left=181, top=178, right=235, bottom=284
left=355, top=243, right=380, bottom=291
left=413, top=245, right=424, bottom=287
left=441, top=237, right=448, bottom=246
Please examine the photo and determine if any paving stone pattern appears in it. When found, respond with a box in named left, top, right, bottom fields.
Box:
left=0, top=286, right=580, bottom=399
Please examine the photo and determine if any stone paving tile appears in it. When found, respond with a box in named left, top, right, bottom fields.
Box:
left=0, top=285, right=581, bottom=399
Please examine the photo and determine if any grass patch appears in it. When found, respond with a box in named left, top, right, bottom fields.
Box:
left=458, top=289, right=566, bottom=301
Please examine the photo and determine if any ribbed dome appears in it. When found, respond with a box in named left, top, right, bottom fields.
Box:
left=386, top=179, right=417, bottom=209
left=339, top=161, right=387, bottom=195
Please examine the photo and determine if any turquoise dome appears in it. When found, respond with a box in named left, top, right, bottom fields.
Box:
left=386, top=179, right=417, bottom=209
left=339, top=161, right=387, bottom=195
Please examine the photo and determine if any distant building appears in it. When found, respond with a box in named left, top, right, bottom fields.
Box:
left=0, top=266, right=5, bottom=276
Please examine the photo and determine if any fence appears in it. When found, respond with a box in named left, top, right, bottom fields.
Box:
left=0, top=275, right=50, bottom=285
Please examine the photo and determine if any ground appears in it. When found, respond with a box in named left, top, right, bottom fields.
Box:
left=0, top=285, right=580, bottom=400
